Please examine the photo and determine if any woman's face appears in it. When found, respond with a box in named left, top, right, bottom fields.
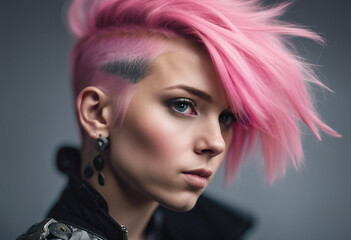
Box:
left=108, top=40, right=234, bottom=211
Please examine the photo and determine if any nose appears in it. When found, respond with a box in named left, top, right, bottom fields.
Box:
left=194, top=118, right=226, bottom=157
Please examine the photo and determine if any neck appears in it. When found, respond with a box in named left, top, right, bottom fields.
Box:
left=81, top=145, right=158, bottom=240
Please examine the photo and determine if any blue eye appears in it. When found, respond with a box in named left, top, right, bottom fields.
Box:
left=174, top=102, right=189, bottom=112
left=166, top=98, right=197, bottom=116
left=219, top=112, right=236, bottom=127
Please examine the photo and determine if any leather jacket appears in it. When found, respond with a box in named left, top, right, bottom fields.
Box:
left=17, top=146, right=254, bottom=240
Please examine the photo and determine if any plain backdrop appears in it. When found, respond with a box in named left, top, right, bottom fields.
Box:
left=1, top=0, right=350, bottom=239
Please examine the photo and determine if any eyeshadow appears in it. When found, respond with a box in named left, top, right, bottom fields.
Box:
left=101, top=59, right=149, bottom=84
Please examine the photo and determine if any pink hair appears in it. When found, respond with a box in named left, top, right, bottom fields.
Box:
left=67, top=0, right=340, bottom=183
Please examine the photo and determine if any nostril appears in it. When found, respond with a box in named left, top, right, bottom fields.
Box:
left=201, top=149, right=213, bottom=154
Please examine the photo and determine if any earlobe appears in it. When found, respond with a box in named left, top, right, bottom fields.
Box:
left=76, top=86, right=113, bottom=139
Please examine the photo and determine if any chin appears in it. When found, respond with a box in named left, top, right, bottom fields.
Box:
left=157, top=191, right=201, bottom=212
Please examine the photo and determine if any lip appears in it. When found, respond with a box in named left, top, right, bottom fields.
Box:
left=182, top=168, right=213, bottom=188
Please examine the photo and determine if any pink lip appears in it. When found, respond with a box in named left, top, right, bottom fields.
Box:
left=182, top=168, right=213, bottom=188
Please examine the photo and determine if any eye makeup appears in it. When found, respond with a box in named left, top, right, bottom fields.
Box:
left=165, top=98, right=197, bottom=117
left=219, top=112, right=237, bottom=127
left=165, top=97, right=236, bottom=128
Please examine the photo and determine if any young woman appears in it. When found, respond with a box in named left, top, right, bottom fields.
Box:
left=17, top=0, right=339, bottom=239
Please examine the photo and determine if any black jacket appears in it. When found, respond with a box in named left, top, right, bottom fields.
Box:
left=18, top=146, right=254, bottom=240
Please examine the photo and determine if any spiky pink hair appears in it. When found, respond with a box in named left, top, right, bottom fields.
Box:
left=67, top=0, right=339, bottom=183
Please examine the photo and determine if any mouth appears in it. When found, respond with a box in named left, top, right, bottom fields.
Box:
left=182, top=168, right=213, bottom=188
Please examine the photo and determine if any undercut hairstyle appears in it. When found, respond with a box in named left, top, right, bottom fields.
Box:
left=67, top=0, right=339, bottom=183
left=100, top=59, right=149, bottom=84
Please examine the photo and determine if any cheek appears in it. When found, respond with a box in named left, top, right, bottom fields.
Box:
left=224, top=129, right=233, bottom=152
left=129, top=115, right=184, bottom=158
left=113, top=106, right=193, bottom=167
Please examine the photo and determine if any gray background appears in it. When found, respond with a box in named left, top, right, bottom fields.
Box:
left=1, top=0, right=350, bottom=239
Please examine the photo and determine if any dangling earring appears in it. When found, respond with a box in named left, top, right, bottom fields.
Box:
left=83, top=135, right=109, bottom=186
left=94, top=135, right=109, bottom=152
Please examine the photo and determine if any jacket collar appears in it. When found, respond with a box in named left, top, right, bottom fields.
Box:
left=48, top=146, right=129, bottom=240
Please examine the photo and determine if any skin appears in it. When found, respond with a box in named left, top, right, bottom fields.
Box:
left=78, top=39, right=234, bottom=240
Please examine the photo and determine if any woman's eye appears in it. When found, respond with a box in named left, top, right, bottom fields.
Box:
left=219, top=112, right=237, bottom=127
left=166, top=98, right=197, bottom=116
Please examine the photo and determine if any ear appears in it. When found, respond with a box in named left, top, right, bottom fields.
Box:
left=76, top=86, right=113, bottom=139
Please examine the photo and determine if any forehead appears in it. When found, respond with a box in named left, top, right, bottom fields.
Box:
left=140, top=39, right=228, bottom=106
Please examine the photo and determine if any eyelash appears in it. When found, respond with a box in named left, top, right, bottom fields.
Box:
left=166, top=98, right=197, bottom=117
left=219, top=112, right=237, bottom=127
left=166, top=97, right=237, bottom=127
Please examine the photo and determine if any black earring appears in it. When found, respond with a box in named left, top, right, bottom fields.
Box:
left=94, top=155, right=105, bottom=186
left=93, top=135, right=109, bottom=186
left=95, top=135, right=109, bottom=152
left=83, top=135, right=109, bottom=186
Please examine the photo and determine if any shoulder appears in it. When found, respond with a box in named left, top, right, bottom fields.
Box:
left=17, top=218, right=104, bottom=240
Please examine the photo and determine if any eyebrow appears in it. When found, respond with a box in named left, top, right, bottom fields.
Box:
left=163, top=84, right=212, bottom=103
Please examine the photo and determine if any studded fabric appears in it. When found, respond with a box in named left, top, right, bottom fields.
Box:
left=17, top=218, right=104, bottom=240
